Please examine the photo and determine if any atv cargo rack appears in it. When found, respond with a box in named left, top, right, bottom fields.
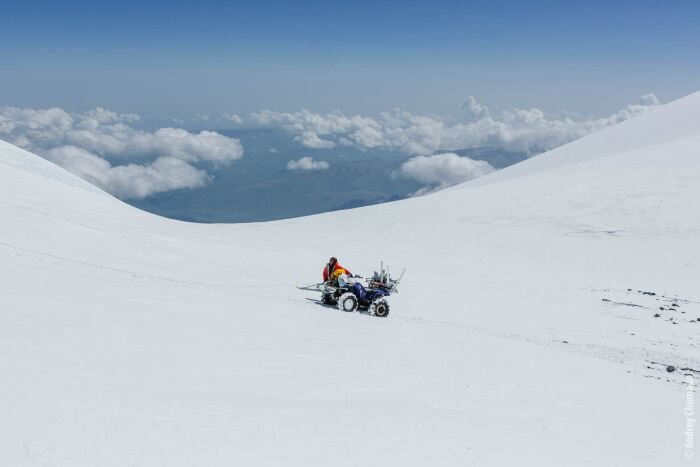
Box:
left=298, top=261, right=406, bottom=294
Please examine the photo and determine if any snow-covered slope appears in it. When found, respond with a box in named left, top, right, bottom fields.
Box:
left=465, top=90, right=700, bottom=185
left=1, top=92, right=699, bottom=466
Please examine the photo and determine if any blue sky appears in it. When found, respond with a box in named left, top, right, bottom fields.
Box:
left=1, top=0, right=699, bottom=117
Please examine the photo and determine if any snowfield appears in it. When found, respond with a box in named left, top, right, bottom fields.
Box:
left=1, top=92, right=699, bottom=466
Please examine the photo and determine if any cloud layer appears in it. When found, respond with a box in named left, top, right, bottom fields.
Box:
left=286, top=156, right=330, bottom=171
left=0, top=95, right=662, bottom=200
left=396, top=153, right=495, bottom=195
left=43, top=146, right=210, bottom=199
left=0, top=107, right=243, bottom=199
left=250, top=94, right=661, bottom=157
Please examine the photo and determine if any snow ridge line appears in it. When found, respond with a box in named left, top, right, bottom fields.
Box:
left=0, top=240, right=271, bottom=290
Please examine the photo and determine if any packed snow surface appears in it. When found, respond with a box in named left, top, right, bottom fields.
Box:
left=1, top=92, right=700, bottom=466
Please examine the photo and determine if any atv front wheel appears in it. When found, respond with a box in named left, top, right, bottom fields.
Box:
left=369, top=298, right=390, bottom=318
left=337, top=292, right=359, bottom=312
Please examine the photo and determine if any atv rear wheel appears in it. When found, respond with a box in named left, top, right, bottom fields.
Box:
left=337, top=292, right=359, bottom=312
left=369, top=298, right=390, bottom=317
left=322, top=292, right=337, bottom=305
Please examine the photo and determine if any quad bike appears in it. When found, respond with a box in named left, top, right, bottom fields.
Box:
left=298, top=262, right=405, bottom=318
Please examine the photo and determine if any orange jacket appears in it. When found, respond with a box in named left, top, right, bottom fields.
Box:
left=323, top=262, right=351, bottom=281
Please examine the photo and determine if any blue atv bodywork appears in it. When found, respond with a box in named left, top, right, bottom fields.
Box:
left=350, top=282, right=390, bottom=305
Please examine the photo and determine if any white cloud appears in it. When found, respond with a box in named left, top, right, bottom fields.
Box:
left=295, top=131, right=336, bottom=149
left=638, top=94, right=660, bottom=106
left=397, top=153, right=495, bottom=195
left=461, top=96, right=490, bottom=118
left=286, top=156, right=330, bottom=171
left=222, top=112, right=244, bottom=124
left=0, top=106, right=244, bottom=198
left=44, top=146, right=209, bottom=199
left=250, top=109, right=382, bottom=150
left=141, top=128, right=243, bottom=165
left=250, top=95, right=661, bottom=157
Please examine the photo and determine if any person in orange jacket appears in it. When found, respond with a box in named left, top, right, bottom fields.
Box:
left=322, top=257, right=352, bottom=282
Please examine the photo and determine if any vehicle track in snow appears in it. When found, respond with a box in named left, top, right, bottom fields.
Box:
left=0, top=240, right=276, bottom=290
left=392, top=308, right=699, bottom=386
left=0, top=198, right=289, bottom=287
